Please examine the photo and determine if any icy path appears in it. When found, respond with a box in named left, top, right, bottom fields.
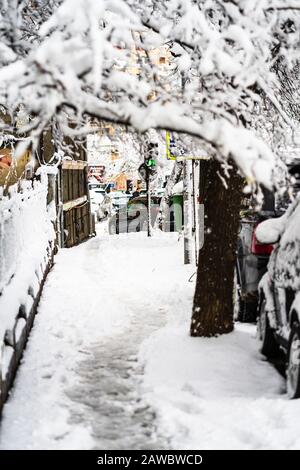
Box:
left=0, top=230, right=193, bottom=449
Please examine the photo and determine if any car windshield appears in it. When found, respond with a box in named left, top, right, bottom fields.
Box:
left=111, top=192, right=126, bottom=198
left=126, top=198, right=161, bottom=218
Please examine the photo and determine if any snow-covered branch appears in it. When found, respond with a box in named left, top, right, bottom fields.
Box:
left=0, top=0, right=299, bottom=187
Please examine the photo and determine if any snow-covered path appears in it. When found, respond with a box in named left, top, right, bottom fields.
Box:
left=0, top=230, right=193, bottom=449
left=1, top=228, right=299, bottom=450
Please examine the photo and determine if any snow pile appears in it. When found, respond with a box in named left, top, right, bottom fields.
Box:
left=140, top=314, right=300, bottom=449
left=0, top=173, right=55, bottom=377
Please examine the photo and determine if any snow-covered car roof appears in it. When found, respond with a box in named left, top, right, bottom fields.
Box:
left=259, top=196, right=300, bottom=290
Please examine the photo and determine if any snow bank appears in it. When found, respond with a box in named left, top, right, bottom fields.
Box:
left=0, top=173, right=55, bottom=380
left=140, top=312, right=300, bottom=449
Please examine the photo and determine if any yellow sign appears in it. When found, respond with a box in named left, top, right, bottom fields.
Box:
left=166, top=131, right=177, bottom=160
left=166, top=131, right=209, bottom=161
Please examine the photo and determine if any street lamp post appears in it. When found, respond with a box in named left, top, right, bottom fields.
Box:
left=138, top=140, right=158, bottom=237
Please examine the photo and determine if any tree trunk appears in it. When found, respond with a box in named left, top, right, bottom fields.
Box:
left=190, top=159, right=243, bottom=337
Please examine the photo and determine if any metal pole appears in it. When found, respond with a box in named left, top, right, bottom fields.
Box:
left=192, top=160, right=200, bottom=265
left=147, top=174, right=151, bottom=237
left=183, top=160, right=193, bottom=264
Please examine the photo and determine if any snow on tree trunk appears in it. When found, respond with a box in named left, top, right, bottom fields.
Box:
left=191, top=159, right=243, bottom=337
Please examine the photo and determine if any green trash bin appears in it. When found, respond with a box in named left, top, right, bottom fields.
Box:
left=172, top=194, right=183, bottom=232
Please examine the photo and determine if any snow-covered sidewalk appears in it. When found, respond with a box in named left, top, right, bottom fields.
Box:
left=0, top=228, right=298, bottom=450
left=0, top=230, right=193, bottom=449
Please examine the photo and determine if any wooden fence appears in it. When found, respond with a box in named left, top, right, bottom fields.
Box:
left=61, top=160, right=95, bottom=248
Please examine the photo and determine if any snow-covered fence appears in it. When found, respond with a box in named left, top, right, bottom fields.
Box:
left=0, top=173, right=56, bottom=413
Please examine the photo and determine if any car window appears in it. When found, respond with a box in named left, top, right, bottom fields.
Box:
left=129, top=197, right=160, bottom=205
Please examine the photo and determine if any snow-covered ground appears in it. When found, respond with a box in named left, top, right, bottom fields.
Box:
left=0, top=227, right=192, bottom=449
left=141, top=322, right=300, bottom=449
left=0, top=226, right=299, bottom=449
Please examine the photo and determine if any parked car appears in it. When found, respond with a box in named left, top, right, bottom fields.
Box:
left=109, top=191, right=131, bottom=211
left=256, top=197, right=300, bottom=398
left=89, top=188, right=106, bottom=221
left=108, top=195, right=175, bottom=234
left=236, top=190, right=276, bottom=322
left=154, top=187, right=165, bottom=197
left=88, top=182, right=106, bottom=192
left=93, top=190, right=130, bottom=222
